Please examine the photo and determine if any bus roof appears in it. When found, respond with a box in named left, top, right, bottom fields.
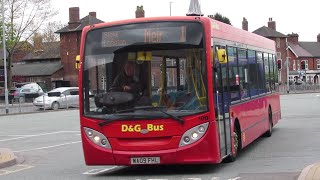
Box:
left=208, top=18, right=275, bottom=51
left=83, top=16, right=275, bottom=52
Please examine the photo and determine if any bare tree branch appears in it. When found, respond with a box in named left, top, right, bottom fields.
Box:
left=2, top=0, right=58, bottom=87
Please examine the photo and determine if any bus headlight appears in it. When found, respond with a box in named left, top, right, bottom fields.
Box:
left=179, top=122, right=209, bottom=147
left=84, top=127, right=111, bottom=149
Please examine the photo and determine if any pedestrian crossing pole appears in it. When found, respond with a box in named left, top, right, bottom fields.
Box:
left=286, top=38, right=290, bottom=94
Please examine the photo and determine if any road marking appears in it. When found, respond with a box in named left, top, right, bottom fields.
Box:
left=0, top=131, right=80, bottom=142
left=228, top=177, right=241, bottom=180
left=0, top=165, right=34, bottom=176
left=13, top=141, right=81, bottom=153
left=211, top=177, right=220, bottom=180
left=83, top=166, right=125, bottom=175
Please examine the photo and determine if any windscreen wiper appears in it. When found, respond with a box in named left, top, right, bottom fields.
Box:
left=98, top=115, right=133, bottom=127
left=98, top=112, right=169, bottom=127
left=117, top=106, right=185, bottom=124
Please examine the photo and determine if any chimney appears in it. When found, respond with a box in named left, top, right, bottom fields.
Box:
left=242, top=17, right=248, bottom=31
left=68, top=7, right=80, bottom=29
left=135, top=6, right=145, bottom=18
left=33, top=33, right=43, bottom=51
left=287, top=33, right=299, bottom=44
left=89, top=12, right=96, bottom=18
left=268, top=18, right=276, bottom=30
left=186, top=0, right=203, bottom=16
left=317, top=34, right=320, bottom=42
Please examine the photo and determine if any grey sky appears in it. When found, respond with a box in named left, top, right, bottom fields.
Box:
left=52, top=0, right=320, bottom=42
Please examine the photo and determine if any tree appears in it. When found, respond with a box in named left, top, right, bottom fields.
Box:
left=42, top=21, right=64, bottom=42
left=209, top=13, right=232, bottom=25
left=1, top=0, right=57, bottom=88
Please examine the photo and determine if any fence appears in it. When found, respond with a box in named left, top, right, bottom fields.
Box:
left=0, top=95, right=78, bottom=115
left=279, top=84, right=320, bottom=94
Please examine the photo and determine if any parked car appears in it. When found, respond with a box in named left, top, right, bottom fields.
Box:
left=10, top=88, right=41, bottom=103
left=33, top=87, right=79, bottom=110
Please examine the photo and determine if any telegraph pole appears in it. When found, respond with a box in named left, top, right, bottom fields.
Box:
left=2, top=0, right=9, bottom=114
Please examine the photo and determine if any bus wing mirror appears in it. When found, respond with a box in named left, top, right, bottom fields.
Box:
left=217, top=49, right=227, bottom=64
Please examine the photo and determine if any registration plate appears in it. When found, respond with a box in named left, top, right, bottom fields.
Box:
left=130, top=157, right=160, bottom=164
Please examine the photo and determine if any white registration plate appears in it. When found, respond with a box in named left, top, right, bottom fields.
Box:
left=130, top=157, right=160, bottom=164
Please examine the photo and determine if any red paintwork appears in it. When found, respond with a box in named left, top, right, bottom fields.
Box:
left=78, top=16, right=280, bottom=165
left=230, top=93, right=281, bottom=148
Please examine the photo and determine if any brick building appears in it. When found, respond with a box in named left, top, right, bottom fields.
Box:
left=252, top=18, right=320, bottom=86
left=56, top=7, right=104, bottom=87
left=11, top=39, right=63, bottom=91
left=287, top=33, right=320, bottom=84
left=252, top=18, right=288, bottom=85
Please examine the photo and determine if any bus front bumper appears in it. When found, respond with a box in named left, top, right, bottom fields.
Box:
left=83, top=133, right=220, bottom=165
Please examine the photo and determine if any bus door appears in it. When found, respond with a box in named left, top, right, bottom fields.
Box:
left=214, top=46, right=232, bottom=159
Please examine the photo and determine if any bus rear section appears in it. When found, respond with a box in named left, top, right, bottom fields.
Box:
left=79, top=18, right=223, bottom=165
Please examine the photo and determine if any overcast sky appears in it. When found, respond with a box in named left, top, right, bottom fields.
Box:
left=52, top=0, right=320, bottom=42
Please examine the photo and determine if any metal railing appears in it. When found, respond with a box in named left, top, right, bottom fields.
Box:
left=279, top=84, right=320, bottom=94
left=0, top=95, right=77, bottom=115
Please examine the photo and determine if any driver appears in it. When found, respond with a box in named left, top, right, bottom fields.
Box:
left=111, top=61, right=142, bottom=96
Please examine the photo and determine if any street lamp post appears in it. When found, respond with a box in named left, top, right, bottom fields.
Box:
left=286, top=38, right=290, bottom=94
left=2, top=0, right=9, bottom=114
left=169, top=2, right=173, bottom=16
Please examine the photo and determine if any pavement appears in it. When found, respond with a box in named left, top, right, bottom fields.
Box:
left=298, top=162, right=320, bottom=180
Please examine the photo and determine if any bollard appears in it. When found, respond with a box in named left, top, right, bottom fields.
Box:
left=43, top=95, right=45, bottom=111
left=65, top=95, right=68, bottom=109
left=18, top=97, right=21, bottom=113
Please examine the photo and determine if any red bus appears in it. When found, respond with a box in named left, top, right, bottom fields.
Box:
left=79, top=16, right=281, bottom=165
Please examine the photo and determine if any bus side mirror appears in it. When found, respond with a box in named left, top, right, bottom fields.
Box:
left=75, top=55, right=80, bottom=69
left=217, top=49, right=227, bottom=64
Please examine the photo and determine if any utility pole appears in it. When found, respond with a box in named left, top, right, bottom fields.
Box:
left=2, top=0, right=9, bottom=114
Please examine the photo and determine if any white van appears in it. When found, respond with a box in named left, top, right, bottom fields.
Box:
left=21, top=83, right=44, bottom=93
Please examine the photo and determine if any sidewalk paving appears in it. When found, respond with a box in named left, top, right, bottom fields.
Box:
left=0, top=148, right=17, bottom=169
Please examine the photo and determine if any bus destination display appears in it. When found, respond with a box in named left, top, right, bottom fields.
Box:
left=101, top=26, right=187, bottom=47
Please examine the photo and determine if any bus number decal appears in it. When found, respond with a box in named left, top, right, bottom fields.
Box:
left=198, top=116, right=209, bottom=121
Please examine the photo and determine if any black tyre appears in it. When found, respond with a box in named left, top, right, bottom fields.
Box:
left=51, top=102, right=60, bottom=110
left=264, top=108, right=273, bottom=137
left=224, top=125, right=240, bottom=163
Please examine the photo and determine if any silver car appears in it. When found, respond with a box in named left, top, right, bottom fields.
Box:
left=33, top=87, right=79, bottom=110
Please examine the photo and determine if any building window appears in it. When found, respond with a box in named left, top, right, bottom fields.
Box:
left=293, top=60, right=296, bottom=70
left=317, top=59, right=320, bottom=69
left=101, top=77, right=106, bottom=90
left=180, top=74, right=184, bottom=85
left=276, top=38, right=280, bottom=48
left=152, top=74, right=155, bottom=86
left=302, top=60, right=308, bottom=70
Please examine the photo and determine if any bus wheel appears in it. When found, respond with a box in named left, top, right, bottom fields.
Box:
left=264, top=108, right=273, bottom=137
left=224, top=126, right=240, bottom=163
